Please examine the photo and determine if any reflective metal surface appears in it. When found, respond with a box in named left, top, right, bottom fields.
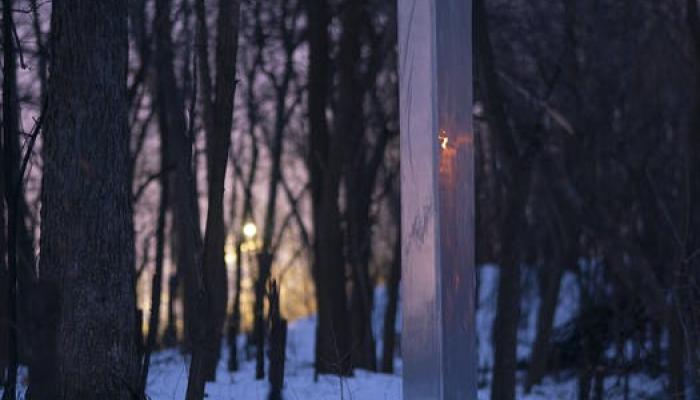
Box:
left=399, top=0, right=475, bottom=398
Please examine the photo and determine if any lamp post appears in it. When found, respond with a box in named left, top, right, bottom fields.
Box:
left=241, top=220, right=259, bottom=330
left=238, top=220, right=260, bottom=365
left=226, top=219, right=257, bottom=372
left=398, top=1, right=476, bottom=399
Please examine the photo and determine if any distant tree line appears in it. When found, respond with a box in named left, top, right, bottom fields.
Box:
left=0, top=0, right=400, bottom=399
left=476, top=0, right=700, bottom=399
left=3, top=0, right=699, bottom=400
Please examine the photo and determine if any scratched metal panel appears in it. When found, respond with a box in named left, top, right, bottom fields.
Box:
left=399, top=0, right=441, bottom=398
left=399, top=0, right=475, bottom=398
left=435, top=0, right=476, bottom=399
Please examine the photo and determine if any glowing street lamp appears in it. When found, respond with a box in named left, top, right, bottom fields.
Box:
left=242, top=221, right=257, bottom=240
left=399, top=0, right=476, bottom=399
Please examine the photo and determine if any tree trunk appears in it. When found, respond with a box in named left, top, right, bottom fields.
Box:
left=38, top=1, right=138, bottom=397
left=683, top=2, right=700, bottom=394
left=490, top=252, right=522, bottom=400
left=254, top=252, right=272, bottom=379
left=162, top=273, right=179, bottom=347
left=15, top=191, right=37, bottom=368
left=315, top=198, right=352, bottom=375
left=153, top=0, right=208, bottom=396
left=313, top=0, right=368, bottom=377
left=307, top=0, right=349, bottom=377
left=2, top=0, right=19, bottom=395
left=200, top=0, right=241, bottom=381
left=228, top=127, right=259, bottom=372
left=380, top=200, right=401, bottom=374
left=154, top=0, right=202, bottom=352
left=0, top=153, right=6, bottom=380
left=253, top=64, right=292, bottom=380
left=525, top=259, right=564, bottom=391
left=228, top=239, right=243, bottom=372
left=139, top=122, right=170, bottom=393
left=347, top=192, right=376, bottom=371
left=344, top=121, right=376, bottom=373
left=669, top=305, right=686, bottom=399
left=353, top=0, right=399, bottom=374
left=268, top=281, right=287, bottom=400
left=4, top=0, right=39, bottom=378
left=475, top=1, right=532, bottom=398
left=10, top=120, right=38, bottom=370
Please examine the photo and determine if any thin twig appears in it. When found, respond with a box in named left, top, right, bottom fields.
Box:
left=14, top=99, right=46, bottom=200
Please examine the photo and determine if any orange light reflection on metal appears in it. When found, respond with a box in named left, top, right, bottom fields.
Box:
left=439, top=129, right=449, bottom=150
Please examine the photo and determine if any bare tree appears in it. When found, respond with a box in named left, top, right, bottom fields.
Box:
left=152, top=0, right=209, bottom=396
left=0, top=145, right=6, bottom=384
left=475, top=1, right=538, bottom=398
left=227, top=24, right=262, bottom=366
left=344, top=2, right=398, bottom=370
left=2, top=0, right=19, bottom=396
left=139, top=102, right=170, bottom=396
left=198, top=0, right=242, bottom=381
left=154, top=0, right=203, bottom=355
left=307, top=0, right=353, bottom=376
left=251, top=0, right=304, bottom=379
left=380, top=173, right=400, bottom=373
left=38, top=0, right=138, bottom=397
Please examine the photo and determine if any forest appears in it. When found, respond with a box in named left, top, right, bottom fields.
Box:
left=1, top=0, right=699, bottom=399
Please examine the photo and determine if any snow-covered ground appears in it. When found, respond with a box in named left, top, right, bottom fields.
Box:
left=142, top=265, right=663, bottom=399
left=146, top=317, right=401, bottom=400
left=6, top=265, right=666, bottom=399
left=143, top=319, right=662, bottom=399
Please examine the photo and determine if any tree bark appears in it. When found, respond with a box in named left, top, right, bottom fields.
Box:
left=253, top=30, right=296, bottom=379
left=0, top=150, right=6, bottom=380
left=669, top=310, right=686, bottom=400
left=525, top=258, right=564, bottom=391
left=314, top=190, right=352, bottom=375
left=4, top=0, right=39, bottom=378
left=267, top=281, right=287, bottom=400
left=139, top=119, right=170, bottom=394
left=345, top=162, right=380, bottom=372
left=15, top=189, right=37, bottom=368
left=475, top=1, right=531, bottom=398
left=153, top=0, right=208, bottom=396
left=380, top=191, right=401, bottom=373
left=254, top=251, right=272, bottom=379
left=200, top=0, right=241, bottom=381
left=38, top=1, right=138, bottom=397
left=682, top=1, right=700, bottom=395
left=154, top=0, right=202, bottom=352
left=307, top=0, right=369, bottom=376
left=490, top=235, right=523, bottom=400
left=227, top=239, right=243, bottom=372
left=2, top=0, right=19, bottom=396
left=307, top=0, right=352, bottom=376
left=343, top=18, right=377, bottom=367
left=162, top=273, right=178, bottom=347
left=228, top=81, right=260, bottom=371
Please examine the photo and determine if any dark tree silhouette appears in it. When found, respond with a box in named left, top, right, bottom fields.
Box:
left=2, top=0, right=19, bottom=397
left=199, top=0, right=242, bottom=381
left=38, top=0, right=138, bottom=397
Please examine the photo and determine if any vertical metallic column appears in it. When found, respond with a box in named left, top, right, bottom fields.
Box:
left=398, top=0, right=475, bottom=399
